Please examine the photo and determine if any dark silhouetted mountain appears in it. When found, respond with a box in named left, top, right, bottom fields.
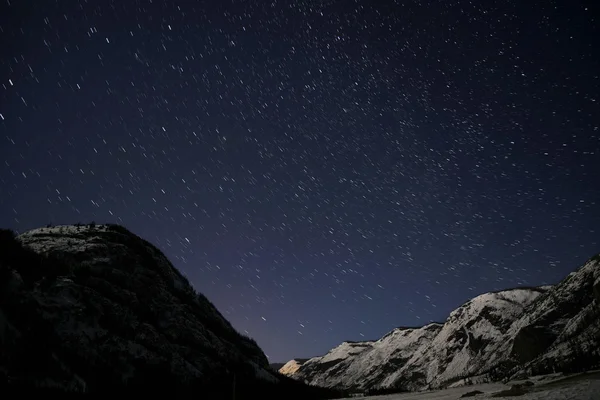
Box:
left=0, top=224, right=345, bottom=399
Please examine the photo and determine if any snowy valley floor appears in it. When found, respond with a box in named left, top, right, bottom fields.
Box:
left=346, top=371, right=600, bottom=400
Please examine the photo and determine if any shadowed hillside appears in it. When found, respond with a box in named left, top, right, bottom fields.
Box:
left=0, top=224, right=345, bottom=399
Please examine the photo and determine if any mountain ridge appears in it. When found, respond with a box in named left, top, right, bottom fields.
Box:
left=282, top=256, right=600, bottom=393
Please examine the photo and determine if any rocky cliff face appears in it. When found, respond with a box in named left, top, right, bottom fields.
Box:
left=295, top=323, right=442, bottom=391
left=0, top=224, right=342, bottom=399
left=506, top=256, right=600, bottom=378
left=286, top=256, right=600, bottom=393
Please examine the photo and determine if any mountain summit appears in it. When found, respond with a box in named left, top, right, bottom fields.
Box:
left=282, top=255, right=600, bottom=393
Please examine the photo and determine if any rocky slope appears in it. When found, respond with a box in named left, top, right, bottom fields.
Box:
left=505, top=256, right=600, bottom=378
left=0, top=224, right=343, bottom=399
left=285, top=256, right=600, bottom=393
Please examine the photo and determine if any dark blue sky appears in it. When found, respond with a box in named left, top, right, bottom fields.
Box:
left=1, top=0, right=599, bottom=362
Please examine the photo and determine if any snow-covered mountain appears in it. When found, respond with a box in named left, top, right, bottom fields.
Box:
left=286, top=256, right=600, bottom=393
left=0, top=224, right=342, bottom=399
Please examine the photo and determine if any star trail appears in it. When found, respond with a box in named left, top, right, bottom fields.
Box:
left=1, top=0, right=599, bottom=362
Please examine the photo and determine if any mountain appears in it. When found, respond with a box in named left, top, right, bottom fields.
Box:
left=0, top=224, right=344, bottom=399
left=285, top=255, right=600, bottom=393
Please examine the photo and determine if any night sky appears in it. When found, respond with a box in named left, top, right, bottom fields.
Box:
left=1, top=0, right=599, bottom=363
